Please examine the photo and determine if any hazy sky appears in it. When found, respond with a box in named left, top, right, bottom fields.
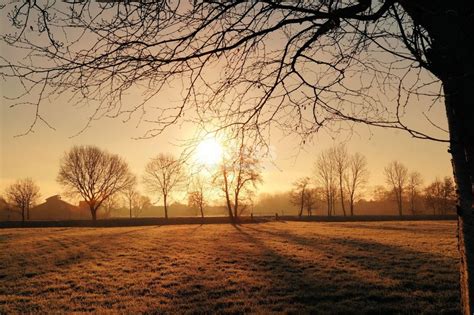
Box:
left=0, top=5, right=453, bottom=205
left=0, top=89, right=452, bottom=204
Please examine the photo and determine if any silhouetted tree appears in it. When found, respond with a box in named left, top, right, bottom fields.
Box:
left=344, top=152, right=369, bottom=216
left=407, top=171, right=423, bottom=215
left=290, top=177, right=311, bottom=217
left=331, top=145, right=349, bottom=216
left=57, top=145, right=135, bottom=221
left=3, top=1, right=474, bottom=310
left=188, top=175, right=208, bottom=218
left=5, top=178, right=40, bottom=222
left=384, top=161, right=408, bottom=216
left=424, top=177, right=456, bottom=215
left=143, top=153, right=185, bottom=219
left=315, top=149, right=337, bottom=216
left=122, top=175, right=138, bottom=219
left=303, top=188, right=319, bottom=217
left=213, top=134, right=262, bottom=221
left=133, top=195, right=152, bottom=218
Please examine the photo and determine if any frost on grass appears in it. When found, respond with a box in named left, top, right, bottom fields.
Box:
left=0, top=221, right=459, bottom=313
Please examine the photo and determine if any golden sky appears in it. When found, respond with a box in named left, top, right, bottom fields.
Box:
left=0, top=5, right=453, bottom=204
left=0, top=85, right=452, bottom=204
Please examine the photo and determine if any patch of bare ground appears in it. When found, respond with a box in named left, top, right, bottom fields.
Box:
left=0, top=221, right=459, bottom=313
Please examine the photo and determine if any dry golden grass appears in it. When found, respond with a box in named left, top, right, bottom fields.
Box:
left=0, top=221, right=459, bottom=314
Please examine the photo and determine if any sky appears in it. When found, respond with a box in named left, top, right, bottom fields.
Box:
left=0, top=92, right=452, bottom=204
left=0, top=3, right=453, bottom=205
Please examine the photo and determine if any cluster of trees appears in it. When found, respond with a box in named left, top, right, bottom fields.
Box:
left=3, top=143, right=456, bottom=221
left=291, top=145, right=369, bottom=217
left=3, top=138, right=263, bottom=221
left=289, top=145, right=455, bottom=217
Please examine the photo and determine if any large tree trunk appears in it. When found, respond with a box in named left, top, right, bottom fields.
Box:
left=443, top=77, right=474, bottom=315
left=397, top=2, right=474, bottom=310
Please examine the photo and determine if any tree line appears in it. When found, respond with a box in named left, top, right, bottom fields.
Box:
left=3, top=143, right=455, bottom=222
left=3, top=139, right=262, bottom=221
left=290, top=144, right=455, bottom=217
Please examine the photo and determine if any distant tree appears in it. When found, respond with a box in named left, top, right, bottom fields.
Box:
left=122, top=175, right=138, bottom=219
left=344, top=152, right=369, bottom=216
left=372, top=185, right=391, bottom=202
left=188, top=175, right=208, bottom=218
left=331, top=145, right=350, bottom=216
left=424, top=178, right=443, bottom=215
left=5, top=178, right=40, bottom=222
left=188, top=191, right=205, bottom=218
left=143, top=153, right=185, bottom=219
left=100, top=194, right=121, bottom=219
left=290, top=177, right=311, bottom=217
left=407, top=171, right=423, bottom=215
left=425, top=177, right=456, bottom=215
left=57, top=145, right=135, bottom=221
left=134, top=195, right=152, bottom=218
left=384, top=161, right=408, bottom=216
left=440, top=177, right=456, bottom=215
left=315, top=149, right=337, bottom=216
left=303, top=188, right=319, bottom=217
left=213, top=134, right=262, bottom=221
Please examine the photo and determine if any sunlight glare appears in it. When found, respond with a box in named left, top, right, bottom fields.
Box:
left=196, top=137, right=223, bottom=166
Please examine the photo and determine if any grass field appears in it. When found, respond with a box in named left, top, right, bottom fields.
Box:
left=0, top=221, right=459, bottom=314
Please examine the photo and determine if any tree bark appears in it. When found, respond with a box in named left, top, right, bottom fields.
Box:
left=443, top=76, right=474, bottom=315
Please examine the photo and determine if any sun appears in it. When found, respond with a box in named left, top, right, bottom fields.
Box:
left=196, top=137, right=223, bottom=166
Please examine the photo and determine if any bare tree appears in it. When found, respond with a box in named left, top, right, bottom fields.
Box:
left=303, top=188, right=319, bottom=217
left=331, top=145, right=350, bottom=216
left=344, top=152, right=369, bottom=216
left=384, top=161, right=408, bottom=216
left=134, top=195, right=152, bottom=218
left=188, top=191, right=205, bottom=219
left=2, top=1, right=474, bottom=310
left=188, top=175, right=208, bottom=218
left=425, top=177, right=456, bottom=216
left=424, top=178, right=444, bottom=215
left=290, top=177, right=311, bottom=217
left=5, top=178, right=40, bottom=222
left=143, top=153, right=185, bottom=219
left=213, top=134, right=263, bottom=221
left=57, top=145, right=135, bottom=221
left=407, top=171, right=423, bottom=215
left=315, top=149, right=337, bottom=216
left=100, top=194, right=121, bottom=219
left=440, top=177, right=456, bottom=215
left=122, top=175, right=138, bottom=219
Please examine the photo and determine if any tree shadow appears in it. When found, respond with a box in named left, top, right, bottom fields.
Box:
left=233, top=224, right=459, bottom=313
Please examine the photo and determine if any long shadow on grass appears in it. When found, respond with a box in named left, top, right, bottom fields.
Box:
left=239, top=224, right=459, bottom=313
